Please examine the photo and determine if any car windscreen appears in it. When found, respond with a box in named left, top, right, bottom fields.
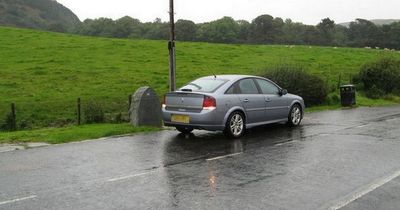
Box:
left=180, top=78, right=228, bottom=93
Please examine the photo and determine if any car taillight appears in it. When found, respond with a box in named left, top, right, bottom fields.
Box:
left=162, top=95, right=166, bottom=108
left=203, top=96, right=216, bottom=110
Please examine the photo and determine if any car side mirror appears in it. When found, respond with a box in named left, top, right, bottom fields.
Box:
left=280, top=89, right=288, bottom=96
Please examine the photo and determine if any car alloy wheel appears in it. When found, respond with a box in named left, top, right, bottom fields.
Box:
left=289, top=105, right=302, bottom=126
left=225, top=112, right=245, bottom=138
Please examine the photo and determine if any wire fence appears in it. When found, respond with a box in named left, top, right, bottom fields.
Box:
left=0, top=96, right=133, bottom=131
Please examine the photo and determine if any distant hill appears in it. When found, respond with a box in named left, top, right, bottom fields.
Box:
left=0, top=0, right=80, bottom=32
left=339, top=19, right=400, bottom=27
left=369, top=19, right=400, bottom=25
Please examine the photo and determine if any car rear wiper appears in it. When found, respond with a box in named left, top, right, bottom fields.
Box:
left=189, top=83, right=202, bottom=89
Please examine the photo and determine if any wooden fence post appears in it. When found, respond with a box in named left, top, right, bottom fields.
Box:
left=129, top=95, right=132, bottom=108
left=77, top=98, right=81, bottom=125
left=11, top=103, right=16, bottom=130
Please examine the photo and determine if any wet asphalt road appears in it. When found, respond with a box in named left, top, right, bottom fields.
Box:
left=1, top=106, right=400, bottom=210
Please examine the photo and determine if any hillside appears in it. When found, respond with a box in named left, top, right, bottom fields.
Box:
left=0, top=26, right=399, bottom=128
left=0, top=0, right=80, bottom=32
left=369, top=19, right=400, bottom=25
left=339, top=19, right=400, bottom=27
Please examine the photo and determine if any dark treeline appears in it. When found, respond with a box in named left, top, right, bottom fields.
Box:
left=72, top=15, right=400, bottom=50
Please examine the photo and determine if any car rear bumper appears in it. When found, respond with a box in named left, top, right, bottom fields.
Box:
left=162, top=108, right=225, bottom=131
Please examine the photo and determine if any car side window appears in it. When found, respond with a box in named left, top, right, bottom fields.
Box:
left=256, top=79, right=280, bottom=95
left=225, top=85, right=235, bottom=94
left=238, top=79, right=259, bottom=94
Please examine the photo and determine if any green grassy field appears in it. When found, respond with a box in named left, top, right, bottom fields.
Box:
left=1, top=26, right=400, bottom=131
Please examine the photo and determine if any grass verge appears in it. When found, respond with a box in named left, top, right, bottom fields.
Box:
left=0, top=123, right=161, bottom=145
left=1, top=26, right=400, bottom=128
left=306, top=92, right=398, bottom=112
left=1, top=95, right=398, bottom=145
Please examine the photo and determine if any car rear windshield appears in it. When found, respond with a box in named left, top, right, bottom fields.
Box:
left=180, top=78, right=228, bottom=93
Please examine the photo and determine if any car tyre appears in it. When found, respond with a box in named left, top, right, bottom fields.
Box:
left=176, top=126, right=194, bottom=134
left=224, top=111, right=245, bottom=138
left=287, top=104, right=302, bottom=127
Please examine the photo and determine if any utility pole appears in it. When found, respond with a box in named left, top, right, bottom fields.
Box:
left=168, top=0, right=176, bottom=91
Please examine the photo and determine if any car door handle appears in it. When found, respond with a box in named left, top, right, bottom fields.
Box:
left=265, top=98, right=271, bottom=102
left=243, top=99, right=249, bottom=103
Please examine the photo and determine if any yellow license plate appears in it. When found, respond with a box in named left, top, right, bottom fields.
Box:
left=171, top=115, right=190, bottom=124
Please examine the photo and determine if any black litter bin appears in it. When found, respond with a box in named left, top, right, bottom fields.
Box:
left=340, top=85, right=356, bottom=106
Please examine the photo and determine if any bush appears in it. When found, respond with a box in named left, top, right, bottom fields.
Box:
left=261, top=64, right=328, bottom=106
left=359, top=57, right=400, bottom=97
left=365, top=85, right=385, bottom=99
left=84, top=102, right=105, bottom=124
left=325, top=92, right=340, bottom=105
left=115, top=113, right=123, bottom=123
left=0, top=112, right=17, bottom=131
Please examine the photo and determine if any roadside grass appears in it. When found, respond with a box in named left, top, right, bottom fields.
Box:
left=0, top=124, right=161, bottom=145
left=0, top=92, right=397, bottom=145
left=1, top=26, right=400, bottom=129
left=306, top=92, right=398, bottom=112
left=0, top=26, right=400, bottom=144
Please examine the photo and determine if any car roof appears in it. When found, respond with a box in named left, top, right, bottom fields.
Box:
left=199, top=75, right=263, bottom=81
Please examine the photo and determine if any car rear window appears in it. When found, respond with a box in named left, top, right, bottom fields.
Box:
left=180, top=78, right=228, bottom=93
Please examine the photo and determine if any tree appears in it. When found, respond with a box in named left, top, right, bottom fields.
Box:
left=196, top=17, right=239, bottom=43
left=249, top=15, right=284, bottom=44
left=249, top=14, right=274, bottom=43
left=381, top=22, right=400, bottom=49
left=175, top=19, right=197, bottom=41
left=78, top=18, right=116, bottom=37
left=282, top=19, right=307, bottom=45
left=332, top=25, right=348, bottom=46
left=114, top=16, right=141, bottom=38
left=237, top=20, right=250, bottom=43
left=348, top=19, right=382, bottom=47
left=272, top=17, right=284, bottom=43
left=42, top=12, right=400, bottom=50
left=317, top=18, right=335, bottom=45
left=302, top=25, right=321, bottom=45
left=142, top=18, right=169, bottom=40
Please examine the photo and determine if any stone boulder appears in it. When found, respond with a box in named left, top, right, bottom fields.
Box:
left=129, top=87, right=162, bottom=127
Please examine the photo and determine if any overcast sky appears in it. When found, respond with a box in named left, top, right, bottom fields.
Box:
left=57, top=0, right=400, bottom=25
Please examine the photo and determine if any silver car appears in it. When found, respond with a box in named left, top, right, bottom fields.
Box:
left=162, top=75, right=305, bottom=138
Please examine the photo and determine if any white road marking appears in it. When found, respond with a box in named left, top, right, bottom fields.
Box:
left=356, top=124, right=368, bottom=128
left=107, top=171, right=156, bottom=182
left=0, top=195, right=37, bottom=206
left=206, top=152, right=243, bottom=161
left=275, top=140, right=302, bottom=147
left=329, top=168, right=400, bottom=210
